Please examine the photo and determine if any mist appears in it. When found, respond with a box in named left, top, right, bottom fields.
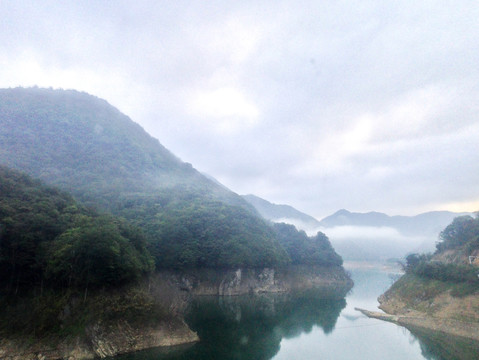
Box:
left=319, top=225, right=436, bottom=261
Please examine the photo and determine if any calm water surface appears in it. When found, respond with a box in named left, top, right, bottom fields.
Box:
left=116, top=263, right=479, bottom=360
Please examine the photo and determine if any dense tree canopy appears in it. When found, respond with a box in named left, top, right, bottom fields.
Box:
left=0, top=88, right=346, bottom=274
left=116, top=192, right=290, bottom=269
left=272, top=223, right=343, bottom=267
left=436, top=214, right=479, bottom=252
left=403, top=214, right=479, bottom=293
left=0, top=166, right=153, bottom=293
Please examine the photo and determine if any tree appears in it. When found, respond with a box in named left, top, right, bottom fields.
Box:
left=272, top=223, right=343, bottom=267
left=46, top=216, right=153, bottom=290
left=437, top=215, right=479, bottom=252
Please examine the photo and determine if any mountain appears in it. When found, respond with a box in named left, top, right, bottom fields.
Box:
left=0, top=87, right=288, bottom=269
left=242, top=194, right=321, bottom=232
left=0, top=87, right=251, bottom=211
left=319, top=209, right=470, bottom=237
left=0, top=87, right=350, bottom=358
left=318, top=209, right=472, bottom=261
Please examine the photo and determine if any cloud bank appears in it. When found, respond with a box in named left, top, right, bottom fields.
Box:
left=1, top=1, right=479, bottom=218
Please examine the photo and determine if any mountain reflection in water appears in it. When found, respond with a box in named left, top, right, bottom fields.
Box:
left=406, top=326, right=479, bottom=360
left=184, top=288, right=348, bottom=360
left=114, top=264, right=479, bottom=360
left=115, top=287, right=347, bottom=360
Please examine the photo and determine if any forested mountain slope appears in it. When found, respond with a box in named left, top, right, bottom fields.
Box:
left=0, top=87, right=349, bottom=359
left=0, top=87, right=290, bottom=269
left=0, top=166, right=153, bottom=293
left=0, top=87, right=345, bottom=270
left=0, top=87, right=251, bottom=211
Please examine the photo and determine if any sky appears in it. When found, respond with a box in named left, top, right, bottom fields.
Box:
left=1, top=0, right=479, bottom=219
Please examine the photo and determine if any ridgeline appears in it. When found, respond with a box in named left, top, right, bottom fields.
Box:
left=0, top=87, right=351, bottom=358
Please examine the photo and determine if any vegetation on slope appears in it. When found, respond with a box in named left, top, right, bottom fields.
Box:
left=272, top=223, right=343, bottom=267
left=0, top=87, right=289, bottom=269
left=0, top=87, right=345, bottom=271
left=401, top=214, right=479, bottom=297
left=0, top=166, right=183, bottom=343
left=0, top=166, right=153, bottom=294
left=116, top=192, right=289, bottom=269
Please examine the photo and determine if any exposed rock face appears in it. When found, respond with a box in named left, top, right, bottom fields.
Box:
left=0, top=266, right=352, bottom=359
left=164, top=265, right=353, bottom=296
left=0, top=319, right=198, bottom=360
left=376, top=277, right=479, bottom=341
left=87, top=319, right=198, bottom=358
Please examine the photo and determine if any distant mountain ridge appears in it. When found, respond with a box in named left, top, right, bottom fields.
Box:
left=319, top=209, right=471, bottom=237
left=0, top=87, right=347, bottom=270
left=318, top=209, right=473, bottom=261
left=242, top=194, right=321, bottom=231
left=241, top=194, right=473, bottom=261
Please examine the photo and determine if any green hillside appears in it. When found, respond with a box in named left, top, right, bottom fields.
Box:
left=0, top=87, right=251, bottom=210
left=272, top=223, right=342, bottom=266
left=0, top=87, right=348, bottom=270
left=393, top=214, right=479, bottom=299
left=0, top=88, right=294, bottom=269
left=0, top=166, right=153, bottom=293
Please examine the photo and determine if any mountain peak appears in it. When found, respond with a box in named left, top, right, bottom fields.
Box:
left=333, top=209, right=351, bottom=216
left=242, top=194, right=321, bottom=232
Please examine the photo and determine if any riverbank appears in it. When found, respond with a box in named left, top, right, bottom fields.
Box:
left=356, top=272, right=479, bottom=342
left=0, top=318, right=199, bottom=360
left=0, top=277, right=199, bottom=360
left=0, top=265, right=352, bottom=359
left=356, top=307, right=479, bottom=342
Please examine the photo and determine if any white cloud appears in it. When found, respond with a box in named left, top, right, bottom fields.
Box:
left=187, top=87, right=260, bottom=133
left=1, top=1, right=479, bottom=218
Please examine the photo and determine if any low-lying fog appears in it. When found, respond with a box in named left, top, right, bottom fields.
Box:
left=319, top=225, right=435, bottom=261
left=276, top=218, right=437, bottom=261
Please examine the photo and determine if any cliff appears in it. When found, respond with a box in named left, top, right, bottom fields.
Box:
left=0, top=274, right=199, bottom=360
left=0, top=266, right=352, bottom=359
left=0, top=319, right=198, bottom=360
left=374, top=274, right=479, bottom=341
left=164, top=265, right=353, bottom=296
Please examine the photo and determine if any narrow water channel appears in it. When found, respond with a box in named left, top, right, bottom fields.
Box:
left=115, top=263, right=479, bottom=360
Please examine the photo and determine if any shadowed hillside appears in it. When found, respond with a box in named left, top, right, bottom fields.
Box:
left=0, top=87, right=348, bottom=270
left=0, top=87, right=289, bottom=269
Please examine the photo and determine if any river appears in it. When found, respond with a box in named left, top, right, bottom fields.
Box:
left=115, top=262, right=479, bottom=360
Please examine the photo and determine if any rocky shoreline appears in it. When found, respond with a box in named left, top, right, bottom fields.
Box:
left=0, top=265, right=352, bottom=359
left=355, top=285, right=479, bottom=342
left=356, top=307, right=479, bottom=342
left=0, top=318, right=199, bottom=360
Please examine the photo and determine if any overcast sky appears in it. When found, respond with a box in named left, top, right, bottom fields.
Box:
left=1, top=1, right=479, bottom=219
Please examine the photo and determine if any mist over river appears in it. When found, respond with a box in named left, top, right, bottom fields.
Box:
left=115, top=262, right=479, bottom=360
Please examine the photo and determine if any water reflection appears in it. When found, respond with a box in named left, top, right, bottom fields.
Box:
left=115, top=287, right=348, bottom=360
left=114, top=265, right=479, bottom=360
left=183, top=287, right=348, bottom=360
left=407, top=326, right=479, bottom=360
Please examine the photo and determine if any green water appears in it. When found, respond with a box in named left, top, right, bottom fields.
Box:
left=115, top=264, right=479, bottom=360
